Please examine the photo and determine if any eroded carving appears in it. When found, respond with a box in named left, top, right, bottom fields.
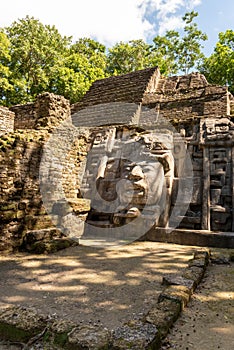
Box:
left=81, top=127, right=174, bottom=230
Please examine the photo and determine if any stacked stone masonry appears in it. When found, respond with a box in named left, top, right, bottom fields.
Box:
left=0, top=93, right=92, bottom=252
left=0, top=106, right=14, bottom=135
left=0, top=68, right=234, bottom=252
left=10, top=102, right=37, bottom=130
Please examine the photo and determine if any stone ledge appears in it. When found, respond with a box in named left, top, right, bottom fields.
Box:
left=144, top=300, right=180, bottom=339
left=158, top=284, right=191, bottom=309
left=20, top=228, right=79, bottom=254
left=142, top=228, right=234, bottom=248
left=142, top=248, right=210, bottom=346
left=182, top=266, right=205, bottom=286
left=162, top=275, right=196, bottom=291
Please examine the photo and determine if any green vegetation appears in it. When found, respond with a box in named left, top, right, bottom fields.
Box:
left=199, top=29, right=234, bottom=94
left=0, top=11, right=232, bottom=106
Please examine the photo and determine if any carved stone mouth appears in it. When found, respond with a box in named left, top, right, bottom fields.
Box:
left=124, top=179, right=147, bottom=191
left=125, top=189, right=145, bottom=197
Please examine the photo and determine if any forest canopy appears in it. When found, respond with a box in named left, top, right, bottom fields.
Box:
left=0, top=12, right=233, bottom=106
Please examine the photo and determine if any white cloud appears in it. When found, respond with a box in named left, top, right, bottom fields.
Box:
left=0, top=0, right=202, bottom=46
left=158, top=15, right=184, bottom=34
left=158, top=0, right=185, bottom=18
left=188, top=0, right=202, bottom=7
left=0, top=0, right=153, bottom=46
left=142, top=0, right=202, bottom=35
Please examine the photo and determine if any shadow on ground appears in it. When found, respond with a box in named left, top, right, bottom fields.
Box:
left=0, top=242, right=196, bottom=329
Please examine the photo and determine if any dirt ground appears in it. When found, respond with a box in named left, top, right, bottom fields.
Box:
left=161, top=259, right=234, bottom=350
left=0, top=242, right=233, bottom=350
left=0, top=242, right=196, bottom=329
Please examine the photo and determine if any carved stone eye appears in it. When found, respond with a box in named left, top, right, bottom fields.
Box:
left=218, top=125, right=229, bottom=131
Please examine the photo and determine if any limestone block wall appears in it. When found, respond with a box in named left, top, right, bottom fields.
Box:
left=0, top=131, right=48, bottom=251
left=35, top=93, right=71, bottom=130
left=62, top=137, right=89, bottom=199
left=0, top=127, right=91, bottom=252
left=142, top=73, right=230, bottom=122
left=0, top=106, right=14, bottom=135
left=11, top=93, right=71, bottom=131
left=230, top=98, right=234, bottom=115
left=0, top=94, right=91, bottom=252
left=71, top=67, right=160, bottom=114
left=11, top=102, right=37, bottom=130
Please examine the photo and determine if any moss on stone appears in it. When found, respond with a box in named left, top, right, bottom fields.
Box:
left=0, top=307, right=47, bottom=343
left=29, top=238, right=78, bottom=254
left=0, top=210, right=16, bottom=221
left=145, top=300, right=181, bottom=339
left=0, top=202, right=18, bottom=211
left=0, top=323, right=32, bottom=343
left=182, top=266, right=205, bottom=286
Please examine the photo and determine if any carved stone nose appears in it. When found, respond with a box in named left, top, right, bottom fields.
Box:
left=129, top=165, right=144, bottom=180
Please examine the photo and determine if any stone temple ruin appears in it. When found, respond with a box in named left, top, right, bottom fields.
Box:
left=0, top=67, right=234, bottom=252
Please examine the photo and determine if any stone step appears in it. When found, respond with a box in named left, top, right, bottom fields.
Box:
left=178, top=216, right=201, bottom=224
left=20, top=228, right=79, bottom=253
left=86, top=220, right=113, bottom=228
left=210, top=205, right=230, bottom=213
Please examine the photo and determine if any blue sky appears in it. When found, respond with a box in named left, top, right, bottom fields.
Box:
left=1, top=0, right=234, bottom=56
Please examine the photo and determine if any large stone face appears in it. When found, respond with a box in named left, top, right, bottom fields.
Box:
left=80, top=126, right=172, bottom=239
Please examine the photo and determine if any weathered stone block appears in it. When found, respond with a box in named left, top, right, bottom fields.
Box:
left=0, top=202, right=18, bottom=211
left=22, top=228, right=62, bottom=244
left=8, top=223, right=23, bottom=233
left=11, top=102, right=37, bottom=130
left=193, top=249, right=210, bottom=262
left=0, top=210, right=16, bottom=222
left=182, top=266, right=205, bottom=286
left=18, top=201, right=28, bottom=210
left=16, top=210, right=25, bottom=219
left=162, top=275, right=195, bottom=292
left=52, top=200, right=73, bottom=216
left=188, top=257, right=208, bottom=268
left=158, top=285, right=191, bottom=309
left=68, top=198, right=91, bottom=213
left=144, top=300, right=181, bottom=338
left=0, top=306, right=47, bottom=343
left=0, top=106, right=14, bottom=135
left=25, top=215, right=54, bottom=230
left=210, top=253, right=230, bottom=265
left=111, top=320, right=160, bottom=350
left=210, top=188, right=222, bottom=204
left=66, top=324, right=110, bottom=350
left=25, top=238, right=78, bottom=254
left=50, top=319, right=76, bottom=347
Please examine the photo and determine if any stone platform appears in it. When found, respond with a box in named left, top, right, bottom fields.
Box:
left=141, top=227, right=234, bottom=248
